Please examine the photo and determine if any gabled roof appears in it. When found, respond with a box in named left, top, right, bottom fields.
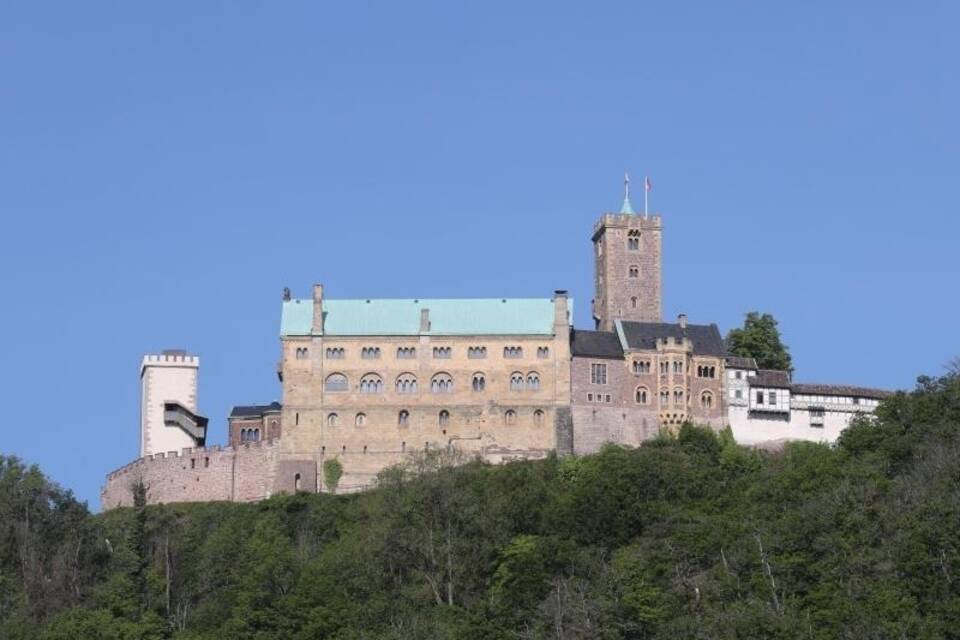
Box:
left=230, top=402, right=282, bottom=418
left=571, top=329, right=623, bottom=359
left=749, top=370, right=792, bottom=389
left=790, top=383, right=893, bottom=400
left=619, top=321, right=725, bottom=356
left=725, top=355, right=758, bottom=370
left=281, top=298, right=569, bottom=337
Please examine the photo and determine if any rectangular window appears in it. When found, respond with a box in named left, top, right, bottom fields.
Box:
left=756, top=391, right=764, bottom=405
left=735, top=371, right=743, bottom=380
left=768, top=391, right=777, bottom=405
left=735, top=389, right=743, bottom=399
left=590, top=363, right=608, bottom=385
left=587, top=393, right=593, bottom=402
left=810, top=408, right=825, bottom=427
left=605, top=394, right=612, bottom=403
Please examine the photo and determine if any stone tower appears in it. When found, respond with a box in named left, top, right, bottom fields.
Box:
left=591, top=176, right=662, bottom=331
left=140, top=350, right=200, bottom=457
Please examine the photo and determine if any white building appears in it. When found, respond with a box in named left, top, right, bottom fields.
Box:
left=725, top=357, right=889, bottom=446
left=140, top=350, right=208, bottom=457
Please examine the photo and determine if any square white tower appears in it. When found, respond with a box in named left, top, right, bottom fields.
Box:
left=140, top=350, right=200, bottom=457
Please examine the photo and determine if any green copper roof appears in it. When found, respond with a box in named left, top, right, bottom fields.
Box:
left=280, top=297, right=571, bottom=337
left=619, top=195, right=635, bottom=215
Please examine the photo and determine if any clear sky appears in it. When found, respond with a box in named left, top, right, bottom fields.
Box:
left=2, top=2, right=958, bottom=507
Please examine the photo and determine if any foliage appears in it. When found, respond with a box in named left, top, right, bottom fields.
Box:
left=726, top=311, right=794, bottom=372
left=4, top=367, right=960, bottom=638
left=322, top=458, right=343, bottom=494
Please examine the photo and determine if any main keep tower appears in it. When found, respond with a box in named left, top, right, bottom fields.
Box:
left=591, top=175, right=663, bottom=331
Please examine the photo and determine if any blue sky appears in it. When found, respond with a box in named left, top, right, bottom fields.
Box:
left=2, top=2, right=957, bottom=507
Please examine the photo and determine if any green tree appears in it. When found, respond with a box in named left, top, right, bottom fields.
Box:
left=322, top=458, right=343, bottom=494
left=726, top=311, right=793, bottom=372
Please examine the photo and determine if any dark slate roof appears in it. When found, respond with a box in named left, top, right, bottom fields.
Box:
left=619, top=321, right=725, bottom=356
left=229, top=402, right=282, bottom=418
left=790, top=383, right=893, bottom=400
left=725, top=356, right=758, bottom=370
left=570, top=329, right=623, bottom=359
left=748, top=370, right=792, bottom=388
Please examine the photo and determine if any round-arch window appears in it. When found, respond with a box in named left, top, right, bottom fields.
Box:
left=327, top=412, right=338, bottom=426
left=325, top=373, right=348, bottom=392
left=355, top=413, right=366, bottom=427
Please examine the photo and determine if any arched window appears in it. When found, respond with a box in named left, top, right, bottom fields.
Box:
left=537, top=346, right=550, bottom=359
left=325, top=373, right=348, bottom=392
left=472, top=373, right=486, bottom=392
left=673, top=389, right=684, bottom=406
left=355, top=412, right=366, bottom=427
left=325, top=347, right=344, bottom=359
left=433, top=346, right=452, bottom=359
left=631, top=297, right=638, bottom=309
left=327, top=412, right=338, bottom=427
left=252, top=429, right=260, bottom=442
left=627, top=229, right=641, bottom=250
left=294, top=473, right=302, bottom=492
left=660, top=390, right=669, bottom=406
left=628, top=265, right=640, bottom=279
left=431, top=373, right=453, bottom=394
left=397, top=347, right=416, bottom=359
left=504, top=346, right=523, bottom=359
left=361, top=346, right=381, bottom=360
left=505, top=410, right=517, bottom=425
left=701, top=391, right=714, bottom=409
left=526, top=372, right=540, bottom=391
left=360, top=373, right=383, bottom=394
left=398, top=410, right=409, bottom=426
left=295, top=347, right=309, bottom=360
left=635, top=386, right=649, bottom=405
left=240, top=428, right=247, bottom=442
left=468, top=346, right=487, bottom=359
left=510, top=372, right=525, bottom=391
left=395, top=373, right=418, bottom=394
left=533, top=409, right=545, bottom=425
left=438, top=410, right=450, bottom=427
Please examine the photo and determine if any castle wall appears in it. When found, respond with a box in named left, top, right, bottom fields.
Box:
left=101, top=440, right=279, bottom=509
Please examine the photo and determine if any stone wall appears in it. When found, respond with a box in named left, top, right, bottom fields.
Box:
left=101, top=440, right=280, bottom=509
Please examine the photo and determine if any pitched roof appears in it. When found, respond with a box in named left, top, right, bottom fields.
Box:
left=571, top=329, right=623, bottom=359
left=790, top=383, right=893, bottom=400
left=618, top=321, right=725, bottom=356
left=281, top=298, right=570, bottom=337
left=749, top=369, right=792, bottom=388
left=229, top=402, right=282, bottom=418
left=725, top=355, right=758, bottom=370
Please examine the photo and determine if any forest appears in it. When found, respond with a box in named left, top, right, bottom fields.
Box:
left=1, top=366, right=959, bottom=639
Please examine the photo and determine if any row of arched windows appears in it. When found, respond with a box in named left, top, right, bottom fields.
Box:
left=696, top=365, right=717, bottom=379
left=326, top=409, right=546, bottom=428
left=324, top=372, right=543, bottom=394
left=295, top=347, right=309, bottom=360
left=316, top=345, right=552, bottom=361
left=628, top=229, right=641, bottom=251
left=632, top=360, right=651, bottom=374
left=239, top=428, right=261, bottom=442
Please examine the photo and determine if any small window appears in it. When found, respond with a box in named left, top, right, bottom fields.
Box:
left=325, top=373, right=348, bottom=392
left=756, top=391, right=765, bottom=405
left=431, top=373, right=453, bottom=394
left=395, top=374, right=418, bottom=394
left=526, top=372, right=540, bottom=391
left=472, top=373, right=486, bottom=392
left=294, top=473, right=301, bottom=492
left=853, top=397, right=861, bottom=405
left=590, top=363, right=608, bottom=385
left=628, top=265, right=639, bottom=278
left=701, top=391, right=714, bottom=409
left=325, top=347, right=344, bottom=359
left=537, top=346, right=550, bottom=359
left=533, top=409, right=544, bottom=425
left=468, top=346, right=487, bottom=359
left=360, top=374, right=383, bottom=394
left=660, top=361, right=669, bottom=375
left=295, top=347, right=309, bottom=360
left=397, top=347, right=417, bottom=359
left=204, top=457, right=209, bottom=468
left=327, top=412, right=338, bottom=427
left=361, top=347, right=381, bottom=360
left=438, top=410, right=450, bottom=427
left=398, top=410, right=409, bottom=426
left=587, top=393, right=594, bottom=401
left=432, top=346, right=452, bottom=359
left=355, top=413, right=366, bottom=427
left=630, top=297, right=638, bottom=309
left=735, top=389, right=743, bottom=399
left=660, top=391, right=669, bottom=406
left=673, top=390, right=684, bottom=406
left=504, top=410, right=517, bottom=425
left=768, top=391, right=777, bottom=405
left=635, top=387, right=649, bottom=405
left=510, top=372, right=525, bottom=391
left=504, top=346, right=523, bottom=359
left=735, top=371, right=743, bottom=380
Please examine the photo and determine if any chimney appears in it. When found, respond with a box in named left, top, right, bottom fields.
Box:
left=420, top=308, right=431, bottom=333
left=282, top=287, right=291, bottom=302
left=553, top=290, right=570, bottom=328
left=678, top=313, right=687, bottom=329
left=311, top=284, right=324, bottom=334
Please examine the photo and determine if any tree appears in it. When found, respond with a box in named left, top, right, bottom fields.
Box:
left=726, top=311, right=793, bottom=372
left=322, top=458, right=343, bottom=494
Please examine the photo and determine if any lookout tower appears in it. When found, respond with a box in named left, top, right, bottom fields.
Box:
left=139, top=350, right=207, bottom=457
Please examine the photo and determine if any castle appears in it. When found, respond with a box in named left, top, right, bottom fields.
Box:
left=101, top=181, right=890, bottom=509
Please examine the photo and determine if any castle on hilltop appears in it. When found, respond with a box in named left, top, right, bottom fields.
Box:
left=101, top=180, right=890, bottom=509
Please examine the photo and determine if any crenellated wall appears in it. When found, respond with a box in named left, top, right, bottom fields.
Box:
left=101, top=439, right=281, bottom=509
